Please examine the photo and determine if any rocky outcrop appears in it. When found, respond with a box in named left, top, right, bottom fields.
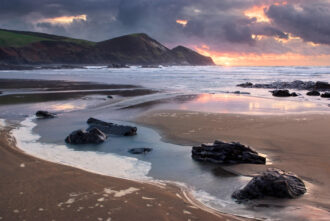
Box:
left=271, top=90, right=298, bottom=97
left=87, top=117, right=137, bottom=136
left=65, top=128, right=106, bottom=144
left=35, top=110, right=56, bottom=119
left=306, top=90, right=320, bottom=96
left=321, top=92, right=330, bottom=98
left=237, top=80, right=330, bottom=91
left=191, top=140, right=266, bottom=164
left=232, top=168, right=306, bottom=200
left=107, top=64, right=129, bottom=68
left=128, top=148, right=152, bottom=154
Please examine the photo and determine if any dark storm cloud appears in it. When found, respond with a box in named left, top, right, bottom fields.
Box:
left=0, top=0, right=330, bottom=54
left=266, top=1, right=330, bottom=45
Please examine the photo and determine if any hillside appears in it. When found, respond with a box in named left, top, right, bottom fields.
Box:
left=0, top=29, right=214, bottom=66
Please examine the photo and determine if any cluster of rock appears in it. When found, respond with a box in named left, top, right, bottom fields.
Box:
left=65, top=118, right=137, bottom=145
left=36, top=110, right=56, bottom=119
left=232, top=168, right=307, bottom=200
left=191, top=140, right=266, bottom=164
left=271, top=90, right=298, bottom=97
left=191, top=140, right=307, bottom=201
left=237, top=80, right=330, bottom=91
left=107, top=64, right=129, bottom=68
left=237, top=80, right=330, bottom=98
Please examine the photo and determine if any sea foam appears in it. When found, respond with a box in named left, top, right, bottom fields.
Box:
left=11, top=117, right=152, bottom=180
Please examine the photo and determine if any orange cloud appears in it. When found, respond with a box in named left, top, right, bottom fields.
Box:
left=195, top=46, right=330, bottom=66
left=38, top=14, right=87, bottom=25
left=176, top=19, right=188, bottom=27
left=244, top=5, right=270, bottom=23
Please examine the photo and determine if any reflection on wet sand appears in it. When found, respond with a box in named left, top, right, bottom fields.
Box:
left=168, top=93, right=326, bottom=114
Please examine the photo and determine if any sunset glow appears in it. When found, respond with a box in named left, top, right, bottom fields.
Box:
left=195, top=46, right=330, bottom=66
left=244, top=5, right=270, bottom=23
left=38, top=14, right=87, bottom=25
left=176, top=19, right=188, bottom=27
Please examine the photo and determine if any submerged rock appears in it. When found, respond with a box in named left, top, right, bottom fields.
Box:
left=128, top=147, right=152, bottom=154
left=306, top=90, right=320, bottom=96
left=191, top=140, right=266, bottom=164
left=87, top=117, right=137, bottom=136
left=36, top=110, right=56, bottom=119
left=107, top=95, right=113, bottom=99
left=271, top=90, right=298, bottom=97
left=321, top=92, right=330, bottom=98
left=232, top=168, right=306, bottom=200
left=65, top=128, right=106, bottom=144
left=237, top=82, right=253, bottom=88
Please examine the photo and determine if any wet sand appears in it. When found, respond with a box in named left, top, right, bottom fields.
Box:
left=136, top=110, right=330, bottom=219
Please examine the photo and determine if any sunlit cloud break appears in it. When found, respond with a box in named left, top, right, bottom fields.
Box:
left=176, top=19, right=188, bottom=27
left=37, top=14, right=87, bottom=25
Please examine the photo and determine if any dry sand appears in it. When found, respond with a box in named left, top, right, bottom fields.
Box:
left=0, top=123, right=248, bottom=221
left=136, top=110, right=330, bottom=218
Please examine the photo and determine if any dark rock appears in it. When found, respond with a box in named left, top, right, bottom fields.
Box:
left=233, top=91, right=251, bottom=95
left=65, top=128, right=106, bottom=144
left=87, top=117, right=137, bottom=136
left=141, top=65, right=160, bottom=68
left=315, top=81, right=330, bottom=90
left=271, top=90, right=298, bottom=97
left=36, top=110, right=56, bottom=119
left=321, top=92, right=330, bottom=98
left=237, top=82, right=253, bottom=88
left=107, top=64, right=129, bottom=68
left=107, top=95, right=113, bottom=99
left=0, top=91, right=2, bottom=94
left=191, top=140, right=266, bottom=164
left=237, top=80, right=330, bottom=91
left=232, top=168, right=306, bottom=200
left=128, top=147, right=152, bottom=154
left=306, top=90, right=320, bottom=96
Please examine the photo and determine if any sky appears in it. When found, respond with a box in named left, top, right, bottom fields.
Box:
left=1, top=0, right=330, bottom=66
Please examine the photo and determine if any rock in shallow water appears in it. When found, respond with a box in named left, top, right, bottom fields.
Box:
left=191, top=140, right=266, bottom=164
left=271, top=90, right=298, bottom=97
left=36, top=110, right=56, bottom=119
left=65, top=128, right=106, bottom=144
left=128, top=148, right=152, bottom=154
left=232, top=168, right=306, bottom=200
left=306, top=90, right=320, bottom=96
left=321, top=92, right=330, bottom=98
left=87, top=117, right=137, bottom=136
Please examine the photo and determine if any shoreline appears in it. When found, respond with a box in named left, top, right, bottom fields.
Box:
left=0, top=119, right=250, bottom=221
left=135, top=109, right=330, bottom=220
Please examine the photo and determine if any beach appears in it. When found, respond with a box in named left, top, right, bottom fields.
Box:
left=0, top=66, right=330, bottom=221
left=0, top=78, right=250, bottom=221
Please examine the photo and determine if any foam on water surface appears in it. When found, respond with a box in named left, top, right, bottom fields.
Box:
left=12, top=117, right=152, bottom=180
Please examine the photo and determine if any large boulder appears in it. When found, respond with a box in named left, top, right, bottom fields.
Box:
left=315, top=81, right=330, bottom=90
left=87, top=117, right=137, bottom=136
left=232, top=168, right=306, bottom=200
left=65, top=128, right=106, bottom=144
left=191, top=140, right=266, bottom=164
left=271, top=90, right=297, bottom=97
left=36, top=110, right=56, bottom=119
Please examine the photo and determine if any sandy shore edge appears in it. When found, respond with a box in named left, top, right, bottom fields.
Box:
left=0, top=120, right=250, bottom=221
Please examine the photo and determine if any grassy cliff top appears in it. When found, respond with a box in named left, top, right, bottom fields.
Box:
left=0, top=29, right=95, bottom=47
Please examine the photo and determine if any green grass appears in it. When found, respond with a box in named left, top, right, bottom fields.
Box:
left=0, top=30, right=49, bottom=47
left=0, top=29, right=95, bottom=47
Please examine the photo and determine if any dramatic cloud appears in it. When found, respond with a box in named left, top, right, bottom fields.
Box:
left=0, top=0, right=330, bottom=65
